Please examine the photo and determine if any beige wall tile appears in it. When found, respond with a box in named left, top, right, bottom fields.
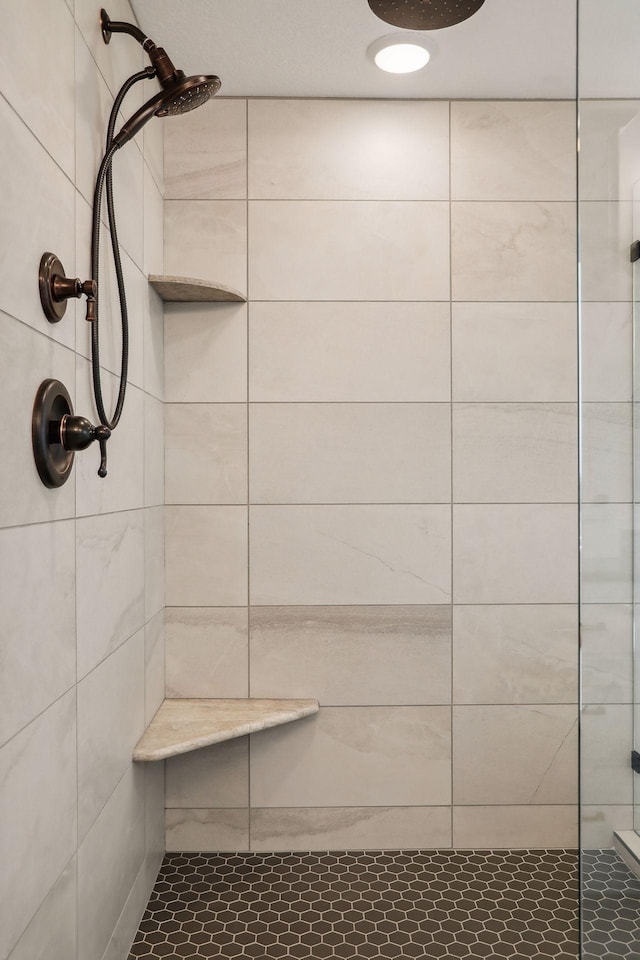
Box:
left=145, top=612, right=165, bottom=726
left=99, top=860, right=152, bottom=960
left=249, top=302, right=450, bottom=402
left=143, top=113, right=164, bottom=199
left=165, top=99, right=247, bottom=200
left=453, top=705, right=578, bottom=805
left=0, top=520, right=75, bottom=747
left=452, top=302, right=577, bottom=402
left=579, top=100, right=640, bottom=201
left=248, top=99, right=449, bottom=200
left=0, top=96, right=75, bottom=351
left=250, top=505, right=451, bottom=605
left=145, top=506, right=165, bottom=623
left=453, top=403, right=577, bottom=503
left=165, top=506, right=248, bottom=606
left=165, top=809, right=249, bottom=853
left=581, top=604, right=633, bottom=704
left=250, top=707, right=451, bottom=808
left=77, top=766, right=145, bottom=960
left=76, top=509, right=145, bottom=679
left=579, top=201, right=633, bottom=302
left=581, top=403, right=632, bottom=503
left=251, top=806, right=452, bottom=853
left=77, top=631, right=146, bottom=841
left=165, top=302, right=247, bottom=403
left=451, top=101, right=576, bottom=200
left=0, top=0, right=74, bottom=178
left=581, top=704, right=633, bottom=805
left=249, top=200, right=450, bottom=301
left=453, top=605, right=577, bottom=705
left=166, top=738, right=249, bottom=808
left=0, top=314, right=76, bottom=528
left=581, top=805, right=633, bottom=849
left=581, top=503, right=632, bottom=603
left=166, top=404, right=247, bottom=504
left=451, top=201, right=576, bottom=301
left=250, top=403, right=450, bottom=504
left=580, top=302, right=632, bottom=402
left=144, top=394, right=166, bottom=509
left=74, top=0, right=145, bottom=113
left=250, top=606, right=451, bottom=706
left=453, top=504, right=578, bottom=603
left=8, top=858, right=76, bottom=960
left=453, top=806, right=578, bottom=848
left=0, top=692, right=77, bottom=960
left=165, top=200, right=247, bottom=294
left=165, top=607, right=249, bottom=698
left=144, top=288, right=165, bottom=402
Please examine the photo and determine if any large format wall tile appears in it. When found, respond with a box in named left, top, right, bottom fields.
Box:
left=581, top=805, right=633, bottom=849
left=77, top=630, right=145, bottom=841
left=165, top=607, right=249, bottom=698
left=0, top=313, right=76, bottom=529
left=165, top=506, right=248, bottom=606
left=166, top=738, right=249, bottom=808
left=165, top=200, right=247, bottom=294
left=250, top=505, right=451, bottom=605
left=0, top=691, right=77, bottom=960
left=249, top=302, right=450, bottom=402
left=145, top=506, right=166, bottom=623
left=76, top=509, right=145, bottom=678
left=0, top=96, right=75, bottom=350
left=166, top=404, right=247, bottom=504
left=251, top=806, right=452, bottom=852
left=249, top=201, right=450, bottom=301
left=452, top=302, right=577, bottom=402
left=8, top=858, right=76, bottom=960
left=453, top=705, right=578, bottom=805
left=581, top=403, right=632, bottom=503
left=580, top=604, right=633, bottom=704
left=250, top=606, right=451, bottom=706
left=248, top=100, right=449, bottom=200
left=145, top=611, right=165, bottom=726
left=580, top=704, right=633, bottom=806
left=453, top=605, right=577, bottom=705
left=579, top=201, right=633, bottom=302
left=453, top=805, right=578, bottom=848
left=144, top=394, right=165, bottom=509
left=250, top=403, right=450, bottom=504
left=453, top=504, right=577, bottom=603
left=250, top=708, right=451, bottom=808
left=0, top=520, right=75, bottom=747
left=165, top=303, right=247, bottom=403
left=580, top=302, right=632, bottom=402
left=451, top=101, right=575, bottom=200
left=166, top=809, right=249, bottom=853
left=581, top=503, right=633, bottom=603
left=77, top=766, right=145, bottom=960
left=0, top=0, right=74, bottom=178
left=453, top=403, right=577, bottom=502
left=451, top=201, right=576, bottom=301
left=165, top=99, right=247, bottom=200
left=579, top=100, right=640, bottom=201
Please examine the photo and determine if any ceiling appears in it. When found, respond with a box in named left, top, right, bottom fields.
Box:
left=130, top=0, right=640, bottom=100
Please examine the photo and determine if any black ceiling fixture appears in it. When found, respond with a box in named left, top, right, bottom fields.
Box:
left=368, top=0, right=486, bottom=30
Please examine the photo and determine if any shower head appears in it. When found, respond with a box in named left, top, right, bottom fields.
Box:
left=100, top=9, right=221, bottom=147
left=368, top=0, right=486, bottom=30
left=113, top=72, right=221, bottom=147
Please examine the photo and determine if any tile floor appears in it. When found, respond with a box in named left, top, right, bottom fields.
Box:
left=582, top=849, right=640, bottom=958
left=129, top=848, right=579, bottom=958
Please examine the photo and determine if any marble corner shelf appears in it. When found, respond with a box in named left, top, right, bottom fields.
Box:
left=133, top=698, right=319, bottom=762
left=148, top=274, right=246, bottom=303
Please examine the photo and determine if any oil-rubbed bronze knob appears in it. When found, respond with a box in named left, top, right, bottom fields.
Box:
left=60, top=415, right=111, bottom=478
left=39, top=252, right=96, bottom=324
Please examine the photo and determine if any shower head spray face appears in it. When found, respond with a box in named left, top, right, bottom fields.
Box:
left=155, top=74, right=222, bottom=116
left=368, top=0, right=486, bottom=30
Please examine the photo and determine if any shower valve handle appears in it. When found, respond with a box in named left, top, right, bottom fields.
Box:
left=58, top=415, right=111, bottom=478
left=52, top=274, right=97, bottom=303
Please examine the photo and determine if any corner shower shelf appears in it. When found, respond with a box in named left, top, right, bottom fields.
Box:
left=148, top=274, right=246, bottom=303
left=133, top=698, right=319, bottom=762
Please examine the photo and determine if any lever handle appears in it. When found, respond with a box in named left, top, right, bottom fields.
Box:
left=59, top=415, right=111, bottom=479
left=52, top=274, right=97, bottom=302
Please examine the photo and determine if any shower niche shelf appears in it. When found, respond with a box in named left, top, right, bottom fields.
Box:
left=133, top=697, right=319, bottom=762
left=148, top=274, right=246, bottom=303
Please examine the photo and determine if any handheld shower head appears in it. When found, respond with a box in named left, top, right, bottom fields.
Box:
left=113, top=72, right=221, bottom=147
left=100, top=9, right=221, bottom=147
left=368, top=0, right=486, bottom=30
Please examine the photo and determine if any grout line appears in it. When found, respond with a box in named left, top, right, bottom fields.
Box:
left=245, top=98, right=252, bottom=853
left=448, top=98, right=455, bottom=846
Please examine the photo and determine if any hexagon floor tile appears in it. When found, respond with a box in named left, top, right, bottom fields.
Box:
left=129, top=849, right=582, bottom=958
left=582, top=849, right=640, bottom=958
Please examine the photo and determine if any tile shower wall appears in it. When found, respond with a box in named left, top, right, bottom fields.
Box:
left=0, top=2, right=164, bottom=959
left=163, top=98, right=579, bottom=852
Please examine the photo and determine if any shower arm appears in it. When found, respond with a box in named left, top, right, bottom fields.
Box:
left=100, top=9, right=181, bottom=90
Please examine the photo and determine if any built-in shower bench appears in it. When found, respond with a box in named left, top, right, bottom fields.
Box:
left=133, top=698, right=319, bottom=761
left=148, top=274, right=246, bottom=302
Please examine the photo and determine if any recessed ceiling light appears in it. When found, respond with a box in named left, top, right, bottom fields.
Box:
left=368, top=35, right=433, bottom=74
